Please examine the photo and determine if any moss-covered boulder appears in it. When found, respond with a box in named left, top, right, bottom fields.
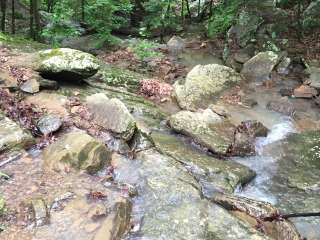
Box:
left=0, top=113, right=34, bottom=153
left=174, top=64, right=243, bottom=110
left=169, top=109, right=235, bottom=154
left=241, top=51, right=280, bottom=81
left=86, top=93, right=136, bottom=141
left=43, top=131, right=111, bottom=174
left=36, top=48, right=100, bottom=81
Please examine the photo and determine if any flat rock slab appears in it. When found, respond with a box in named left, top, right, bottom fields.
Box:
left=151, top=131, right=256, bottom=195
left=0, top=113, right=34, bottom=153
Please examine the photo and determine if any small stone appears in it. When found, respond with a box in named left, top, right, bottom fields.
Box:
left=277, top=57, right=291, bottom=75
left=241, top=98, right=258, bottom=108
left=39, top=79, right=59, bottom=90
left=87, top=204, right=107, bottom=220
left=20, top=79, right=40, bottom=94
left=37, top=114, right=62, bottom=135
left=32, top=198, right=49, bottom=227
left=293, top=85, right=318, bottom=98
left=280, top=88, right=293, bottom=97
left=266, top=100, right=295, bottom=116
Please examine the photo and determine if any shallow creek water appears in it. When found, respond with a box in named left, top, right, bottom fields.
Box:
left=1, top=48, right=320, bottom=239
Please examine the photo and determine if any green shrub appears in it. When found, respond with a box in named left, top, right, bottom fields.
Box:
left=207, top=0, right=243, bottom=38
left=130, top=39, right=163, bottom=60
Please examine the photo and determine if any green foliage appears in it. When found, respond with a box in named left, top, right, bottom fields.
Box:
left=207, top=0, right=243, bottom=38
left=139, top=0, right=181, bottom=37
left=130, top=39, right=163, bottom=60
left=41, top=0, right=80, bottom=46
left=85, top=0, right=132, bottom=45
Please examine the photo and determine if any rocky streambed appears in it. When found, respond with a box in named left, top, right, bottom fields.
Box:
left=0, top=39, right=319, bottom=240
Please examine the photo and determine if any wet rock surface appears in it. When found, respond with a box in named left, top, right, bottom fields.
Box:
left=151, top=131, right=256, bottom=195
left=43, top=130, right=112, bottom=174
left=0, top=112, right=34, bottom=153
left=37, top=114, right=62, bottom=135
left=86, top=93, right=136, bottom=141
left=169, top=109, right=235, bottom=154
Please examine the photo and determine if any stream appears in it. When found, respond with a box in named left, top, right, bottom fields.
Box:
left=1, top=46, right=320, bottom=240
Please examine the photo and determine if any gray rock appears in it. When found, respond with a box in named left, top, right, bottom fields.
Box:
left=43, top=131, right=111, bottom=174
left=277, top=57, right=291, bottom=75
left=37, top=114, right=62, bottom=135
left=32, top=198, right=50, bottom=227
left=167, top=36, right=185, bottom=54
left=151, top=131, right=255, bottom=195
left=175, top=64, right=243, bottom=110
left=266, top=100, right=295, bottom=116
left=36, top=48, right=100, bottom=81
left=0, top=113, right=34, bottom=152
left=86, top=93, right=136, bottom=141
left=241, top=51, right=280, bottom=81
left=169, top=109, right=235, bottom=154
left=20, top=79, right=40, bottom=94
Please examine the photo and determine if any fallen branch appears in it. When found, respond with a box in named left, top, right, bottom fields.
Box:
left=263, top=212, right=320, bottom=222
left=0, top=152, right=23, bottom=168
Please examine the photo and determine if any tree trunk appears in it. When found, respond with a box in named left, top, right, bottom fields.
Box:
left=185, top=0, right=191, bottom=19
left=33, top=0, right=41, bottom=40
left=1, top=0, right=7, bottom=32
left=29, top=0, right=34, bottom=38
left=11, top=0, right=15, bottom=34
left=81, top=0, right=85, bottom=22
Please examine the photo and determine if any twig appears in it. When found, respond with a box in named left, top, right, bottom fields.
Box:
left=263, top=212, right=320, bottom=222
left=0, top=152, right=23, bottom=168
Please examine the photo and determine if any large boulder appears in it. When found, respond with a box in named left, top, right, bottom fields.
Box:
left=169, top=109, right=235, bottom=154
left=36, top=48, right=100, bottom=81
left=308, top=67, right=320, bottom=89
left=241, top=51, right=280, bottom=81
left=86, top=93, right=136, bottom=141
left=43, top=131, right=111, bottom=174
left=0, top=113, right=34, bottom=153
left=174, top=64, right=243, bottom=110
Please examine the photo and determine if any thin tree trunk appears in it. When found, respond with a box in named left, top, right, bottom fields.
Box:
left=185, top=0, right=191, bottom=19
left=11, top=0, right=15, bottom=34
left=33, top=0, right=41, bottom=41
left=81, top=0, right=85, bottom=22
left=181, top=0, right=184, bottom=25
left=29, top=0, right=34, bottom=39
left=197, top=0, right=201, bottom=20
left=1, top=0, right=7, bottom=32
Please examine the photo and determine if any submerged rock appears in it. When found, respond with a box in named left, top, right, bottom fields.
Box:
left=36, top=48, right=100, bottom=81
left=43, top=131, right=111, bottom=174
left=37, top=114, right=62, bottom=135
left=93, top=199, right=132, bottom=240
left=266, top=100, right=295, bottom=116
left=151, top=131, right=255, bottom=195
left=293, top=85, right=318, bottom=98
left=0, top=113, right=34, bottom=153
left=32, top=198, right=50, bottom=227
left=230, top=120, right=269, bottom=156
left=174, top=64, right=243, bottom=110
left=86, top=93, right=136, bottom=141
left=241, top=51, right=280, bottom=81
left=169, top=109, right=235, bottom=154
